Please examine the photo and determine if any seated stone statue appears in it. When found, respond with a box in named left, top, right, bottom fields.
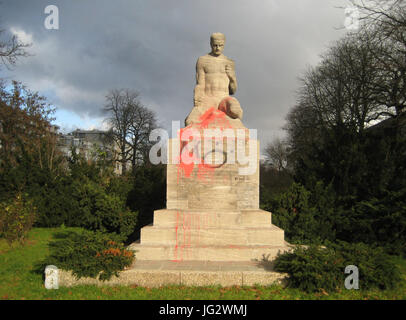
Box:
left=185, top=33, right=243, bottom=127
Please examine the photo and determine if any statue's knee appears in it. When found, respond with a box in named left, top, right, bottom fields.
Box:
left=218, top=97, right=243, bottom=120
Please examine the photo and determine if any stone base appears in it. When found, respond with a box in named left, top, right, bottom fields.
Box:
left=57, top=260, right=288, bottom=288
left=129, top=209, right=291, bottom=262
left=126, top=129, right=291, bottom=264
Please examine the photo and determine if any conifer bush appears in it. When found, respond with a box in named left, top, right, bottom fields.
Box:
left=263, top=182, right=337, bottom=244
left=46, top=229, right=135, bottom=281
left=273, top=241, right=401, bottom=293
left=71, top=179, right=137, bottom=239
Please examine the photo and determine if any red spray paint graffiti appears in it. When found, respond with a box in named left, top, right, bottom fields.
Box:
left=177, top=107, right=232, bottom=179
left=173, top=106, right=234, bottom=261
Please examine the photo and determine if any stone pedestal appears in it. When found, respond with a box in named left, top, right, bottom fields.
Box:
left=130, top=129, right=290, bottom=261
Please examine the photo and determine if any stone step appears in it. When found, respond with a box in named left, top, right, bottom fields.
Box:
left=153, top=209, right=272, bottom=227
left=58, top=260, right=288, bottom=288
left=129, top=242, right=291, bottom=262
left=140, top=224, right=284, bottom=246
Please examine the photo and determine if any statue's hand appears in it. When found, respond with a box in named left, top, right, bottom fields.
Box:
left=194, top=94, right=204, bottom=107
left=194, top=85, right=204, bottom=107
left=194, top=97, right=201, bottom=107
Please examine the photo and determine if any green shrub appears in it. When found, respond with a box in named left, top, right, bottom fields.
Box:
left=71, top=179, right=138, bottom=240
left=273, top=244, right=343, bottom=292
left=46, top=229, right=135, bottom=281
left=0, top=192, right=36, bottom=245
left=332, top=241, right=402, bottom=290
left=263, top=182, right=337, bottom=244
left=127, top=165, right=166, bottom=230
left=342, top=188, right=406, bottom=256
left=31, top=177, right=80, bottom=227
left=106, top=175, right=133, bottom=203
left=31, top=176, right=138, bottom=241
left=273, top=241, right=401, bottom=293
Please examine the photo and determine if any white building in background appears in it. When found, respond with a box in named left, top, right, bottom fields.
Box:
left=55, top=128, right=123, bottom=174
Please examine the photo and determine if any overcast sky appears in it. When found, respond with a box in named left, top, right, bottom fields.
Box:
left=0, top=0, right=351, bottom=149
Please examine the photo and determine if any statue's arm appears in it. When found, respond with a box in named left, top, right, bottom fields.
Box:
left=194, top=58, right=205, bottom=107
left=226, top=59, right=237, bottom=95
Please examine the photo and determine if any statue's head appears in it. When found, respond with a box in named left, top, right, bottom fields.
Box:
left=210, top=33, right=225, bottom=56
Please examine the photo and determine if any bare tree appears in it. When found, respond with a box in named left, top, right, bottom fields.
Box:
left=349, top=0, right=405, bottom=34
left=103, top=89, right=157, bottom=174
left=284, top=33, right=389, bottom=170
left=128, top=104, right=157, bottom=169
left=103, top=89, right=134, bottom=174
left=290, top=34, right=383, bottom=134
left=0, top=28, right=31, bottom=69
left=349, top=0, right=406, bottom=114
left=264, top=137, right=290, bottom=172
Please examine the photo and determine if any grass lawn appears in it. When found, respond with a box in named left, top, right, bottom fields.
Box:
left=0, top=227, right=405, bottom=300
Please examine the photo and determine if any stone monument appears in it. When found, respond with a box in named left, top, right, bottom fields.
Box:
left=130, top=33, right=290, bottom=262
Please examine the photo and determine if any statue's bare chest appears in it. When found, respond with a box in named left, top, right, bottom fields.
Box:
left=201, top=57, right=228, bottom=74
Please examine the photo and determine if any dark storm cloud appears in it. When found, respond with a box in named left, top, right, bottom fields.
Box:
left=0, top=0, right=349, bottom=145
